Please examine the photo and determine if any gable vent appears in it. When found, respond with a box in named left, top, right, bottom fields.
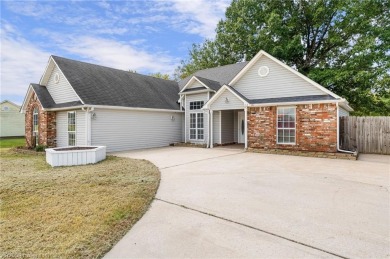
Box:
left=258, top=66, right=269, bottom=77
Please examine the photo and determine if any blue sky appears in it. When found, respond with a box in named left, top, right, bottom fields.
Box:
left=1, top=0, right=230, bottom=104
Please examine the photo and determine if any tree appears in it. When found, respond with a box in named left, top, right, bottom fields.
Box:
left=176, top=0, right=390, bottom=115
left=149, top=72, right=171, bottom=80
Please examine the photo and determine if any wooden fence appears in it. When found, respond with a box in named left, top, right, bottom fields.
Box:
left=340, top=116, right=390, bottom=155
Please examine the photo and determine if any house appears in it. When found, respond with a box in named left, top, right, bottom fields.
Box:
left=20, top=50, right=352, bottom=153
left=0, top=100, right=25, bottom=137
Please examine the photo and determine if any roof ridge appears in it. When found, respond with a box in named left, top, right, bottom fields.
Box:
left=51, top=55, right=177, bottom=84
left=193, top=61, right=249, bottom=74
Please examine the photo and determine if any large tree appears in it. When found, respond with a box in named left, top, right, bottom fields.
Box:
left=176, top=0, right=389, bottom=115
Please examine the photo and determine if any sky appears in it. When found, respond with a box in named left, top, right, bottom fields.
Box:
left=0, top=0, right=230, bottom=105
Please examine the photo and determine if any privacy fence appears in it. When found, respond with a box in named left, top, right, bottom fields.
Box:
left=340, top=116, right=390, bottom=155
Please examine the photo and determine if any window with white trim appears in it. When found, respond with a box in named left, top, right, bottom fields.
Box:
left=190, top=113, right=204, bottom=140
left=190, top=101, right=204, bottom=110
left=33, top=107, right=39, bottom=144
left=68, top=112, right=76, bottom=146
left=277, top=107, right=296, bottom=144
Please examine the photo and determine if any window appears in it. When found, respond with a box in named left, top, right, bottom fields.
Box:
left=190, top=101, right=204, bottom=110
left=277, top=107, right=296, bottom=144
left=68, top=112, right=76, bottom=146
left=2, top=106, right=9, bottom=111
left=190, top=113, right=204, bottom=140
left=33, top=107, right=39, bottom=144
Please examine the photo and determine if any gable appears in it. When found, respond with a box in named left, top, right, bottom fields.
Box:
left=0, top=101, right=20, bottom=111
left=45, top=62, right=80, bottom=104
left=232, top=55, right=327, bottom=100
left=210, top=89, right=245, bottom=110
left=187, top=80, right=207, bottom=90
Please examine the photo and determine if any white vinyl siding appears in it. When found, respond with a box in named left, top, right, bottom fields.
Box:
left=91, top=109, right=182, bottom=152
left=339, top=107, right=349, bottom=117
left=213, top=111, right=221, bottom=144
left=221, top=110, right=234, bottom=143
left=57, top=110, right=86, bottom=147
left=187, top=80, right=207, bottom=90
left=185, top=93, right=209, bottom=144
left=233, top=55, right=326, bottom=99
left=210, top=89, right=245, bottom=110
left=0, top=102, right=25, bottom=137
left=46, top=65, right=80, bottom=104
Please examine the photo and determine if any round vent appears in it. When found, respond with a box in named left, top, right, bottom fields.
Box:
left=258, top=66, right=269, bottom=77
left=54, top=73, right=60, bottom=83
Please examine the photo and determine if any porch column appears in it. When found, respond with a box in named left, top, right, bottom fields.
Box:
left=210, top=110, right=213, bottom=148
left=244, top=106, right=248, bottom=149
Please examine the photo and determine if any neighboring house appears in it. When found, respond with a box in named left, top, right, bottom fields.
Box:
left=0, top=100, right=25, bottom=137
left=21, top=50, right=352, bottom=152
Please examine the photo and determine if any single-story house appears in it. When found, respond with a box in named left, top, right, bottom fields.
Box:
left=1, top=100, right=25, bottom=137
left=21, top=50, right=352, bottom=152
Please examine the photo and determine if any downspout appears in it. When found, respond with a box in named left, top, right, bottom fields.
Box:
left=82, top=106, right=94, bottom=146
left=336, top=103, right=356, bottom=155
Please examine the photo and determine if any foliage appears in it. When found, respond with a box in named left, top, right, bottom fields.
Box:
left=149, top=72, right=171, bottom=80
left=35, top=144, right=47, bottom=152
left=176, top=0, right=390, bottom=115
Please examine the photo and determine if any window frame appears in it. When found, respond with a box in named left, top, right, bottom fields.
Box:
left=276, top=106, right=296, bottom=145
left=189, top=101, right=204, bottom=110
left=33, top=107, right=39, bottom=144
left=189, top=112, right=204, bottom=140
left=67, top=111, right=76, bottom=146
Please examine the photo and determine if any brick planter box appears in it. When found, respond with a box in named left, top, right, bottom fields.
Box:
left=45, top=146, right=106, bottom=167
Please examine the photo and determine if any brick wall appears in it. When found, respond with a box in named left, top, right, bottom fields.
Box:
left=247, top=103, right=337, bottom=152
left=25, top=92, right=56, bottom=148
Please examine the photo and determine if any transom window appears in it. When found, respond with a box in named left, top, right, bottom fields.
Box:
left=190, top=113, right=204, bottom=140
left=190, top=101, right=204, bottom=110
left=277, top=107, right=296, bottom=144
left=68, top=112, right=76, bottom=146
left=33, top=107, right=39, bottom=144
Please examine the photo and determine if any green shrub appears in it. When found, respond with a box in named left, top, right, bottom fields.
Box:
left=35, top=145, right=47, bottom=152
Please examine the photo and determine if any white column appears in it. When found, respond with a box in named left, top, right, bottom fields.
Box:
left=244, top=107, right=248, bottom=149
left=184, top=95, right=187, bottom=143
left=210, top=110, right=214, bottom=148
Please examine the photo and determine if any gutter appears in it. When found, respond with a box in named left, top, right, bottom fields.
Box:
left=336, top=102, right=357, bottom=155
left=44, top=105, right=184, bottom=113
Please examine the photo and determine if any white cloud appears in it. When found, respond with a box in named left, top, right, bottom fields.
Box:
left=0, top=23, right=50, bottom=97
left=167, top=0, right=230, bottom=38
left=58, top=36, right=178, bottom=74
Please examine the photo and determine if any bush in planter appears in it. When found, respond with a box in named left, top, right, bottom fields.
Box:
left=35, top=145, right=47, bottom=152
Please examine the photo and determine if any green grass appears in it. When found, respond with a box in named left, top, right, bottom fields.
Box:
left=0, top=137, right=25, bottom=148
left=0, top=149, right=160, bottom=258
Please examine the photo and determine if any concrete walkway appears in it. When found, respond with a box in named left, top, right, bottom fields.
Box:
left=106, top=147, right=390, bottom=258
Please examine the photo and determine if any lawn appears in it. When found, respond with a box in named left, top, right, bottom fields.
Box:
left=0, top=146, right=160, bottom=258
left=0, top=137, right=25, bottom=148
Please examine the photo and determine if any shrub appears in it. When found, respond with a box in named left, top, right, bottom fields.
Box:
left=35, top=145, right=47, bottom=152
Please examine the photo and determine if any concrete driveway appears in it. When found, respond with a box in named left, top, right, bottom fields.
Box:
left=105, top=147, right=390, bottom=258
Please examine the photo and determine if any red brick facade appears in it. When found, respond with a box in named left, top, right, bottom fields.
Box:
left=25, top=92, right=56, bottom=148
left=247, top=103, right=337, bottom=152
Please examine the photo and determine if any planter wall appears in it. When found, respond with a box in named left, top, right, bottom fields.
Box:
left=45, top=146, right=106, bottom=167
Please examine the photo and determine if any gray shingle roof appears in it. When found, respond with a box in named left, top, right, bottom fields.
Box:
left=249, top=95, right=335, bottom=104
left=195, top=76, right=222, bottom=91
left=52, top=56, right=181, bottom=110
left=31, top=84, right=83, bottom=109
left=178, top=62, right=249, bottom=90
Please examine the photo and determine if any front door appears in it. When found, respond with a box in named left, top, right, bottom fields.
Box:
left=237, top=111, right=245, bottom=143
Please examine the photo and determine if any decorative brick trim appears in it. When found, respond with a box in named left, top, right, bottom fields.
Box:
left=247, top=103, right=337, bottom=153
left=248, top=148, right=357, bottom=160
left=25, top=92, right=56, bottom=148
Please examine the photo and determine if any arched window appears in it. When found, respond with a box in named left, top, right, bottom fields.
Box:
left=33, top=107, right=39, bottom=145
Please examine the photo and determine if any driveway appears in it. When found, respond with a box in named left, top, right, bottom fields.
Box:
left=105, top=147, right=390, bottom=258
